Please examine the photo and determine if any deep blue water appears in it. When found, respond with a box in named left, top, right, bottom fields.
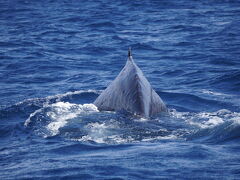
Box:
left=1, top=0, right=240, bottom=179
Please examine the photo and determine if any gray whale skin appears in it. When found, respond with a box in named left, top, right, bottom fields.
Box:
left=94, top=49, right=167, bottom=117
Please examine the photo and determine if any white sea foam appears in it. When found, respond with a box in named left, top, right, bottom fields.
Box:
left=48, top=102, right=98, bottom=136
left=134, top=117, right=149, bottom=122
left=80, top=120, right=121, bottom=143
left=170, top=108, right=240, bottom=129
left=73, top=134, right=134, bottom=144
left=25, top=102, right=99, bottom=136
left=24, top=108, right=44, bottom=127
left=188, top=113, right=224, bottom=128
left=142, top=134, right=178, bottom=142
left=201, top=89, right=227, bottom=96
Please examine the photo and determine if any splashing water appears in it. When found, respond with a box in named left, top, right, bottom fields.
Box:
left=23, top=93, right=240, bottom=144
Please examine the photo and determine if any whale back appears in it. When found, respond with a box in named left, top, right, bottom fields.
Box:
left=94, top=55, right=167, bottom=117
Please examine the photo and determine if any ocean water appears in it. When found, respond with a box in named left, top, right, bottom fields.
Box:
left=1, top=0, right=240, bottom=179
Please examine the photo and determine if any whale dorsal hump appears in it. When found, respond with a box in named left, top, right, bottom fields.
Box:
left=94, top=49, right=167, bottom=117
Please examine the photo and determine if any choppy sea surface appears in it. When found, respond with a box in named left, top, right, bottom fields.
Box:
left=1, top=0, right=240, bottom=179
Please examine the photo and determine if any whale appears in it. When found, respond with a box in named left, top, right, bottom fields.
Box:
left=94, top=48, right=167, bottom=117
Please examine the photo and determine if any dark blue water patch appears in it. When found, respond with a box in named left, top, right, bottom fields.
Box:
left=59, top=16, right=86, bottom=24
left=174, top=41, right=199, bottom=47
left=160, top=91, right=238, bottom=112
left=171, top=25, right=206, bottom=33
left=158, top=69, right=185, bottom=77
left=0, top=124, right=15, bottom=138
left=79, top=46, right=116, bottom=56
left=112, top=35, right=131, bottom=43
left=87, top=21, right=116, bottom=28
left=210, top=70, right=240, bottom=93
left=0, top=121, right=27, bottom=140
left=48, top=142, right=133, bottom=155
left=208, top=57, right=240, bottom=66
left=212, top=70, right=240, bottom=83
left=67, top=74, right=98, bottom=83
left=131, top=42, right=160, bottom=51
